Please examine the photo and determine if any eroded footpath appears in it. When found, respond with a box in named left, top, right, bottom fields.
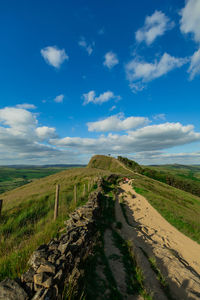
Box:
left=117, top=181, right=200, bottom=300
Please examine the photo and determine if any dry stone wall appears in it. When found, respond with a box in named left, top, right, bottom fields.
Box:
left=0, top=178, right=105, bottom=300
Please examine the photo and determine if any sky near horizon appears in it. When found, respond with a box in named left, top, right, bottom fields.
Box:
left=0, top=0, right=200, bottom=165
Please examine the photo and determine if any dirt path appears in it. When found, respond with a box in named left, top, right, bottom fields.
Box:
left=118, top=181, right=200, bottom=300
left=104, top=229, right=140, bottom=300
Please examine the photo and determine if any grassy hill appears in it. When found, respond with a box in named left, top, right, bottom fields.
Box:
left=118, top=156, right=200, bottom=198
left=0, top=166, right=111, bottom=280
left=0, top=166, right=80, bottom=194
left=0, top=154, right=200, bottom=282
left=89, top=155, right=200, bottom=243
left=87, top=155, right=133, bottom=175
left=147, top=164, right=200, bottom=182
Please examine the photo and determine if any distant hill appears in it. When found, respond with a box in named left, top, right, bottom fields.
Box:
left=0, top=165, right=85, bottom=195
left=0, top=164, right=85, bottom=169
left=117, top=156, right=200, bottom=197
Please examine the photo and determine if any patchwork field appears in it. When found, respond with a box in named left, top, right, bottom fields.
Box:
left=0, top=165, right=83, bottom=194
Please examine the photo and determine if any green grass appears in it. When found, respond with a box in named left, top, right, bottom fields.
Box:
left=0, top=167, right=111, bottom=281
left=132, top=173, right=200, bottom=243
left=88, top=155, right=200, bottom=243
left=0, top=166, right=73, bottom=194
left=147, top=164, right=200, bottom=182
left=87, top=155, right=133, bottom=176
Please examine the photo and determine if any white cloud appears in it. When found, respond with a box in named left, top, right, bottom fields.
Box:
left=0, top=106, right=199, bottom=165
left=16, top=103, right=37, bottom=110
left=132, top=151, right=200, bottom=165
left=36, top=126, right=57, bottom=141
left=78, top=37, right=94, bottom=55
left=103, top=51, right=119, bottom=69
left=41, top=46, right=69, bottom=68
left=82, top=90, right=121, bottom=105
left=109, top=105, right=116, bottom=111
left=188, top=48, right=200, bottom=79
left=125, top=53, right=188, bottom=91
left=180, top=0, right=200, bottom=43
left=54, top=94, right=64, bottom=103
left=153, top=113, right=166, bottom=121
left=0, top=107, right=37, bottom=133
left=0, top=106, right=66, bottom=164
left=50, top=122, right=200, bottom=155
left=87, top=114, right=149, bottom=132
left=135, top=10, right=174, bottom=45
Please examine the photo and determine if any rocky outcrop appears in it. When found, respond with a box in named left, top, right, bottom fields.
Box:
left=0, top=179, right=105, bottom=300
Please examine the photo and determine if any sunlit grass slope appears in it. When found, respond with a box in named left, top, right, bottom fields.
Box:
left=87, top=155, right=133, bottom=175
left=0, top=167, right=111, bottom=280
left=132, top=173, right=200, bottom=244
left=0, top=166, right=72, bottom=194
left=89, top=155, right=200, bottom=244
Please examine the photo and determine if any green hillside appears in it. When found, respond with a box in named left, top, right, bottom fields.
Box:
left=87, top=155, right=133, bottom=175
left=118, top=156, right=200, bottom=197
left=0, top=166, right=111, bottom=280
left=1, top=154, right=200, bottom=283
left=147, top=164, right=200, bottom=182
left=89, top=155, right=200, bottom=243
left=0, top=166, right=75, bottom=194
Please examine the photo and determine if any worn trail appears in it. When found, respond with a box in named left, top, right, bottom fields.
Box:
left=117, top=181, right=200, bottom=300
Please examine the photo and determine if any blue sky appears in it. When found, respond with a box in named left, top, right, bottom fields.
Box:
left=0, top=0, right=200, bottom=165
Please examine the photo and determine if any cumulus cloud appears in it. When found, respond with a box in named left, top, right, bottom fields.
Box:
left=0, top=106, right=65, bottom=164
left=135, top=10, right=174, bottom=45
left=54, top=94, right=64, bottom=103
left=36, top=126, right=57, bottom=141
left=125, top=53, right=188, bottom=91
left=82, top=91, right=121, bottom=105
left=50, top=122, right=200, bottom=154
left=188, top=48, right=200, bottom=79
left=0, top=106, right=199, bottom=165
left=41, top=46, right=69, bottom=68
left=103, top=51, right=119, bottom=69
left=0, top=107, right=37, bottom=132
left=78, top=37, right=94, bottom=55
left=132, top=150, right=200, bottom=165
left=16, top=103, right=37, bottom=110
left=180, top=0, right=200, bottom=43
left=87, top=114, right=149, bottom=132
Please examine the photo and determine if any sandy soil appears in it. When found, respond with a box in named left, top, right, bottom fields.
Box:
left=119, top=181, right=200, bottom=300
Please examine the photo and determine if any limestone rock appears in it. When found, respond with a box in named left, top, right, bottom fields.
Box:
left=37, top=262, right=56, bottom=274
left=58, top=242, right=69, bottom=254
left=28, top=250, right=48, bottom=271
left=21, top=267, right=35, bottom=283
left=0, top=278, right=28, bottom=300
left=34, top=273, right=53, bottom=288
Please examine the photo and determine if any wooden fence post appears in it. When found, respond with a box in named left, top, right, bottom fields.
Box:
left=74, top=184, right=77, bottom=204
left=0, top=199, right=3, bottom=217
left=54, top=184, right=60, bottom=221
left=88, top=182, right=90, bottom=192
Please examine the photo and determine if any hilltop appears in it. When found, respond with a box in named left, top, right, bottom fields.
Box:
left=0, top=155, right=200, bottom=299
left=87, top=154, right=133, bottom=174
